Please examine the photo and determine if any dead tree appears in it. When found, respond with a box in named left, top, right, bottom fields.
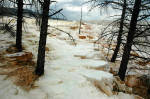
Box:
left=16, top=0, right=23, bottom=52
left=79, top=7, right=82, bottom=34
left=118, top=0, right=142, bottom=81
left=111, top=0, right=127, bottom=62
left=35, top=0, right=51, bottom=76
left=87, top=0, right=129, bottom=61
left=5, top=0, right=35, bottom=51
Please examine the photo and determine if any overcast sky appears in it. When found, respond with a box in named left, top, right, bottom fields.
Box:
left=52, top=0, right=120, bottom=21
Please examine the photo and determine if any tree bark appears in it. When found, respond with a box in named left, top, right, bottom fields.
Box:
left=16, top=0, right=23, bottom=52
left=111, top=0, right=126, bottom=62
left=35, top=0, right=50, bottom=76
left=118, top=0, right=141, bottom=81
left=79, top=7, right=82, bottom=34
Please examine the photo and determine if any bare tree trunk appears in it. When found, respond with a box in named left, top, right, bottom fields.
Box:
left=111, top=0, right=126, bottom=62
left=35, top=0, right=50, bottom=76
left=79, top=7, right=82, bottom=34
left=16, top=0, right=23, bottom=52
left=118, top=0, right=141, bottom=81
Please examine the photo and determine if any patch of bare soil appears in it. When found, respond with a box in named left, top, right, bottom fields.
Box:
left=70, top=26, right=81, bottom=30
left=0, top=46, right=38, bottom=91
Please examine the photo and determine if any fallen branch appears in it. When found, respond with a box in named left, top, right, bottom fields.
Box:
left=48, top=25, right=76, bottom=45
left=49, top=9, right=63, bottom=17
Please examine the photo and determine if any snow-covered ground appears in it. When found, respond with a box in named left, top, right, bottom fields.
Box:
left=0, top=18, right=136, bottom=99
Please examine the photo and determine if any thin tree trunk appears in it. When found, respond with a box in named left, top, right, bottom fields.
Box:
left=79, top=7, right=82, bottom=34
left=118, top=0, right=141, bottom=81
left=111, top=0, right=126, bottom=62
left=16, top=0, right=23, bottom=52
left=35, top=0, right=50, bottom=76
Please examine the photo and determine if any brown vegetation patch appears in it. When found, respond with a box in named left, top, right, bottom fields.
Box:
left=130, top=52, right=140, bottom=57
left=48, top=34, right=57, bottom=37
left=70, top=26, right=80, bottom=30
left=0, top=46, right=38, bottom=90
left=0, top=66, right=38, bottom=91
left=6, top=45, right=26, bottom=54
left=89, top=66, right=106, bottom=71
left=5, top=66, right=38, bottom=90
left=109, top=68, right=117, bottom=75
left=25, top=35, right=36, bottom=38
left=135, top=60, right=150, bottom=66
left=45, top=46, right=50, bottom=52
left=79, top=35, right=86, bottom=39
left=0, top=53, right=5, bottom=64
left=93, top=48, right=99, bottom=51
left=87, top=35, right=94, bottom=39
left=8, top=52, right=35, bottom=66
left=6, top=45, right=18, bottom=53
left=74, top=55, right=87, bottom=59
